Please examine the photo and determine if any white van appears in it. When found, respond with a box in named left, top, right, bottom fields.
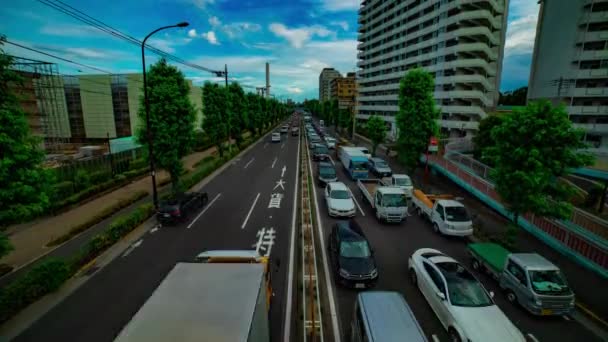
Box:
left=271, top=132, right=281, bottom=143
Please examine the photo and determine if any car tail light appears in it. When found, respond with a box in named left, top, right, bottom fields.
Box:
left=171, top=209, right=181, bottom=216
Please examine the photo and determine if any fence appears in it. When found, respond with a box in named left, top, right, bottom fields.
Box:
left=51, top=147, right=145, bottom=182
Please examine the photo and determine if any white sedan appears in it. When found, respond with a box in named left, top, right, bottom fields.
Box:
left=408, top=248, right=526, bottom=342
left=324, top=182, right=356, bottom=217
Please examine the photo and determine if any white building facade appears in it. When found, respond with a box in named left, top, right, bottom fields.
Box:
left=319, top=68, right=342, bottom=102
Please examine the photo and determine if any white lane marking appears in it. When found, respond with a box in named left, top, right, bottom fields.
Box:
left=307, top=137, right=342, bottom=342
left=563, top=315, right=571, bottom=321
left=431, top=335, right=440, bottom=342
left=527, top=333, right=539, bottom=342
left=281, top=165, right=287, bottom=178
left=150, top=226, right=159, bottom=234
left=241, top=193, right=261, bottom=229
left=122, top=239, right=143, bottom=257
left=244, top=157, right=255, bottom=169
left=284, top=133, right=300, bottom=342
left=349, top=188, right=366, bottom=216
left=271, top=157, right=278, bottom=168
left=281, top=143, right=285, bottom=149
left=328, top=155, right=336, bottom=166
left=187, top=193, right=222, bottom=229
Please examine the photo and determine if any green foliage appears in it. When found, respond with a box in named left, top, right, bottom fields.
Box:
left=366, top=115, right=387, bottom=156
left=0, top=232, right=13, bottom=259
left=395, top=68, right=439, bottom=172
left=585, top=186, right=604, bottom=208
left=472, top=115, right=503, bottom=165
left=488, top=100, right=594, bottom=220
left=128, top=158, right=148, bottom=171
left=136, top=59, right=196, bottom=194
left=74, top=169, right=91, bottom=191
left=0, top=258, right=70, bottom=324
left=0, top=43, right=52, bottom=227
left=89, top=170, right=111, bottom=184
left=202, top=82, right=228, bottom=158
left=52, top=181, right=75, bottom=200
left=499, top=86, right=528, bottom=106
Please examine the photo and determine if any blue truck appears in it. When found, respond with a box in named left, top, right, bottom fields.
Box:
left=339, top=146, right=369, bottom=180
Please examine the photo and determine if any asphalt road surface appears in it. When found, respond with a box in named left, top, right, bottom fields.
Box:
left=309, top=128, right=603, bottom=342
left=14, top=124, right=300, bottom=342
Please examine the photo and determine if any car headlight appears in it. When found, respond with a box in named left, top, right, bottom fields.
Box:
left=339, top=268, right=350, bottom=277
left=370, top=269, right=378, bottom=278
left=535, top=299, right=542, bottom=306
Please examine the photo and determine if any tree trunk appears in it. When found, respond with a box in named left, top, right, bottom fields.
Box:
left=372, top=143, right=378, bottom=157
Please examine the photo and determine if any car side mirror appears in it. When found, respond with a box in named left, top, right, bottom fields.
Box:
left=436, top=292, right=446, bottom=300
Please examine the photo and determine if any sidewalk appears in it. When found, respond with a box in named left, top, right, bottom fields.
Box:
left=1, top=147, right=218, bottom=270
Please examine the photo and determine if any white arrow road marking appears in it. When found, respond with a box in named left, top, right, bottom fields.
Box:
left=281, top=166, right=287, bottom=177
left=271, top=157, right=277, bottom=168
left=241, top=193, right=261, bottom=229
left=122, top=239, right=143, bottom=257
left=187, top=193, right=222, bottom=229
left=274, top=179, right=286, bottom=190
left=244, top=157, right=255, bottom=169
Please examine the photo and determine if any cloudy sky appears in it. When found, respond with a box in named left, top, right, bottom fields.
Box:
left=1, top=0, right=539, bottom=101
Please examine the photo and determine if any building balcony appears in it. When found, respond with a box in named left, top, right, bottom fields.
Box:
left=440, top=119, right=480, bottom=130
left=569, top=105, right=608, bottom=115
left=359, top=74, right=496, bottom=94
left=439, top=105, right=487, bottom=118
left=580, top=11, right=608, bottom=24
left=574, top=123, right=608, bottom=134
left=577, top=68, right=608, bottom=79
left=573, top=87, right=608, bottom=97
left=576, top=49, right=608, bottom=61
left=357, top=104, right=398, bottom=113
left=578, top=30, right=608, bottom=43
left=434, top=90, right=494, bottom=107
left=358, top=94, right=397, bottom=102
left=355, top=113, right=398, bottom=122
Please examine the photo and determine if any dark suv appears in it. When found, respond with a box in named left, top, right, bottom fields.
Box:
left=157, top=191, right=209, bottom=225
left=329, top=220, right=378, bottom=289
left=312, top=144, right=330, bottom=161
left=317, top=162, right=337, bottom=186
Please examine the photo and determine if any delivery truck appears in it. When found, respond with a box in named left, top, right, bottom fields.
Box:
left=468, top=242, right=575, bottom=316
left=411, top=189, right=473, bottom=236
left=339, top=146, right=370, bottom=180
left=357, top=179, right=408, bottom=222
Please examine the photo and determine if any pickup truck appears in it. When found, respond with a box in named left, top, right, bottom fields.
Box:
left=357, top=179, right=407, bottom=222
left=468, top=242, right=575, bottom=316
left=411, top=189, right=472, bottom=236
left=382, top=174, right=413, bottom=198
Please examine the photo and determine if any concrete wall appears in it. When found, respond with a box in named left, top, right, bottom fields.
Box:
left=126, top=74, right=144, bottom=137
left=79, top=75, right=116, bottom=138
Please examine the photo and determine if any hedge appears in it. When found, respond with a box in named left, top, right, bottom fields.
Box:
left=0, top=259, right=70, bottom=323
left=47, top=190, right=149, bottom=246
left=52, top=181, right=75, bottom=200
left=128, top=158, right=148, bottom=171
left=90, top=170, right=111, bottom=184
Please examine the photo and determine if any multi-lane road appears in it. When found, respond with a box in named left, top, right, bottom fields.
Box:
left=13, top=127, right=301, bottom=342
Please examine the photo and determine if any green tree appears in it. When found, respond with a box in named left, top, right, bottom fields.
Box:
left=246, top=93, right=260, bottom=135
left=0, top=232, right=12, bottom=258
left=136, top=59, right=196, bottom=194
left=499, top=86, right=528, bottom=106
left=395, top=68, right=439, bottom=171
left=331, top=99, right=340, bottom=130
left=0, top=40, right=52, bottom=227
left=472, top=115, right=503, bottom=166
left=228, top=83, right=247, bottom=145
left=339, top=108, right=353, bottom=136
left=202, top=82, right=227, bottom=157
left=488, top=100, right=593, bottom=223
left=366, top=115, right=387, bottom=156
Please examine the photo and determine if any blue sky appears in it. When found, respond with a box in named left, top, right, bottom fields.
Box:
left=1, top=0, right=539, bottom=101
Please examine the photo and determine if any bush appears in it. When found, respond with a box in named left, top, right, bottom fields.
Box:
left=115, top=174, right=127, bottom=182
left=52, top=181, right=75, bottom=200
left=122, top=168, right=148, bottom=179
left=193, top=155, right=215, bottom=169
left=128, top=158, right=148, bottom=171
left=74, top=169, right=91, bottom=191
left=585, top=186, right=604, bottom=208
left=0, top=259, right=70, bottom=324
left=90, top=170, right=111, bottom=184
left=47, top=190, right=149, bottom=246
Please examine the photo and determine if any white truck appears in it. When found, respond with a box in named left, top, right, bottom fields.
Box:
left=357, top=179, right=408, bottom=222
left=114, top=262, right=269, bottom=342
left=382, top=174, right=414, bottom=198
left=411, top=189, right=473, bottom=237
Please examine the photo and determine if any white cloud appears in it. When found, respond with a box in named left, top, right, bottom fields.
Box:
left=222, top=22, right=262, bottom=39
left=287, top=86, right=303, bottom=94
left=201, top=31, right=220, bottom=45
left=209, top=16, right=221, bottom=27
left=504, top=15, right=537, bottom=56
left=321, top=0, right=360, bottom=12
left=330, top=21, right=349, bottom=31
left=147, top=37, right=177, bottom=53
left=40, top=24, right=104, bottom=38
left=269, top=23, right=335, bottom=48
left=187, top=29, right=198, bottom=38
left=192, top=0, right=215, bottom=9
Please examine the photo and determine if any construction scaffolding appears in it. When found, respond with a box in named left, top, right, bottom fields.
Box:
left=9, top=55, right=69, bottom=152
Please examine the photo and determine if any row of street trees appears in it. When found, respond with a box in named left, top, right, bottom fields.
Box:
left=302, top=98, right=353, bottom=135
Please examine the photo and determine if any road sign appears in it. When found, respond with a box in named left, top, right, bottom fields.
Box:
left=428, top=136, right=439, bottom=152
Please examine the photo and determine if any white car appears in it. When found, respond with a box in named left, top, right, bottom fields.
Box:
left=408, top=248, right=526, bottom=342
left=271, top=132, right=281, bottom=143
left=324, top=182, right=356, bottom=217
left=325, top=137, right=337, bottom=149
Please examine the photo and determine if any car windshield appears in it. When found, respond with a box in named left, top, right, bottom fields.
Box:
left=352, top=161, right=367, bottom=171
left=319, top=167, right=335, bottom=177
left=375, top=161, right=388, bottom=168
left=382, top=193, right=407, bottom=207
left=438, top=262, right=493, bottom=307
left=529, top=270, right=571, bottom=295
left=340, top=240, right=371, bottom=258
left=445, top=206, right=470, bottom=222
left=330, top=189, right=350, bottom=199
left=315, top=146, right=329, bottom=154
left=395, top=177, right=412, bottom=186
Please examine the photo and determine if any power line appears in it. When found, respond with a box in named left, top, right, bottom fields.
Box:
left=36, top=0, right=224, bottom=75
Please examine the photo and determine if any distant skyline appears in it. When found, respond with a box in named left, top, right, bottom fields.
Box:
left=1, top=0, right=538, bottom=101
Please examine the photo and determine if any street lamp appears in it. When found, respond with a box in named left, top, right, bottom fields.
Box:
left=141, top=22, right=189, bottom=209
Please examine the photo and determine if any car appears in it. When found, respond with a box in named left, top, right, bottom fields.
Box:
left=328, top=220, right=378, bottom=288
left=408, top=248, right=526, bottom=342
left=368, top=157, right=392, bottom=177
left=312, top=144, right=330, bottom=161
left=324, top=182, right=356, bottom=217
left=291, top=127, right=299, bottom=136
left=325, top=137, right=337, bottom=149
left=317, top=162, right=338, bottom=186
left=280, top=125, right=289, bottom=134
left=157, top=191, right=209, bottom=225
left=309, top=137, right=322, bottom=149
left=271, top=132, right=281, bottom=143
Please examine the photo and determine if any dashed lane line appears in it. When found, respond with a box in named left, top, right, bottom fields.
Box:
left=241, top=193, right=261, bottom=229
left=187, top=193, right=222, bottom=229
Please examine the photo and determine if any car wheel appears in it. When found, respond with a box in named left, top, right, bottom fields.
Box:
left=449, top=328, right=462, bottom=342
left=506, top=290, right=517, bottom=304
left=409, top=269, right=417, bottom=286
left=433, top=223, right=440, bottom=234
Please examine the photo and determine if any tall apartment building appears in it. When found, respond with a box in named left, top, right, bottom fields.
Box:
left=330, top=72, right=357, bottom=110
left=318, top=68, right=342, bottom=101
left=356, top=0, right=509, bottom=138
left=528, top=0, right=608, bottom=150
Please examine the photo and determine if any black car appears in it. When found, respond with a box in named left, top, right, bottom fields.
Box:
left=317, top=162, right=338, bottom=186
left=157, top=191, right=209, bottom=225
left=328, top=220, right=378, bottom=288
left=312, top=145, right=330, bottom=161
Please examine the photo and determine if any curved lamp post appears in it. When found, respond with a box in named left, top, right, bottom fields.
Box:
left=141, top=22, right=189, bottom=209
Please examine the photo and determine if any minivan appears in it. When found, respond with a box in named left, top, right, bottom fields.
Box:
left=351, top=291, right=427, bottom=342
